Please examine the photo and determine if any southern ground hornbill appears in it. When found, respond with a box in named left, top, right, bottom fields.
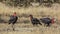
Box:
left=29, top=15, right=42, bottom=26
left=9, top=12, right=18, bottom=25
left=9, top=12, right=18, bottom=31
left=40, top=17, right=54, bottom=27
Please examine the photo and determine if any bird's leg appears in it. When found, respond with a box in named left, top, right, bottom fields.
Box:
left=33, top=23, right=38, bottom=27
left=44, top=23, right=46, bottom=27
left=12, top=24, right=15, bottom=31
left=33, top=24, right=36, bottom=26
left=9, top=22, right=11, bottom=24
left=46, top=23, right=50, bottom=27
left=36, top=24, right=39, bottom=27
left=39, top=22, right=42, bottom=25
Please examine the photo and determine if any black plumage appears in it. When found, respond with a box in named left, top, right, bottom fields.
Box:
left=29, top=15, right=42, bottom=26
left=9, top=15, right=18, bottom=25
left=40, top=17, right=51, bottom=26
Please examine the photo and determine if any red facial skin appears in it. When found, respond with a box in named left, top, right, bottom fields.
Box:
left=51, top=18, right=54, bottom=24
left=13, top=12, right=17, bottom=16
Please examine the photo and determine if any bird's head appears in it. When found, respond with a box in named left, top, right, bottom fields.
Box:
left=29, top=14, right=33, bottom=19
left=13, top=12, right=17, bottom=16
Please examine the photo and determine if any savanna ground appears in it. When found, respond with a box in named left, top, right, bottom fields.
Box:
left=0, top=2, right=60, bottom=34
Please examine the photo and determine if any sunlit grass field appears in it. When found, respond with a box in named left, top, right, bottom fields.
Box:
left=0, top=2, right=60, bottom=34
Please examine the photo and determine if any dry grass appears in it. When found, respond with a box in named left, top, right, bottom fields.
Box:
left=0, top=2, right=60, bottom=34
left=0, top=23, right=60, bottom=34
left=0, top=2, right=60, bottom=17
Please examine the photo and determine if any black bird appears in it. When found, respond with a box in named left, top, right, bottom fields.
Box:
left=9, top=12, right=18, bottom=25
left=29, top=15, right=42, bottom=26
left=40, top=17, right=51, bottom=26
left=9, top=12, right=18, bottom=31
